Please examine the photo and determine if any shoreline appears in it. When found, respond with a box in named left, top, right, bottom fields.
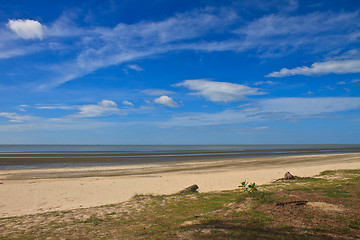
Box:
left=1, top=145, right=360, bottom=170
left=0, top=152, right=360, bottom=218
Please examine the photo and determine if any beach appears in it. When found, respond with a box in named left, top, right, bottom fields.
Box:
left=0, top=152, right=360, bottom=218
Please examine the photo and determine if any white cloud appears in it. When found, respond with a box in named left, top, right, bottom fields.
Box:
left=175, top=79, right=264, bottom=102
left=142, top=89, right=176, bottom=96
left=154, top=96, right=179, bottom=108
left=7, top=19, right=46, bottom=40
left=127, top=64, right=144, bottom=71
left=122, top=100, right=134, bottom=107
left=267, top=59, right=360, bottom=77
left=0, top=112, right=37, bottom=122
left=76, top=100, right=122, bottom=117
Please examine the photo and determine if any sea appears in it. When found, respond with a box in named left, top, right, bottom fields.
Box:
left=0, top=144, right=359, bottom=170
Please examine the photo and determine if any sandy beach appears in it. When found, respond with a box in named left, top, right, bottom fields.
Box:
left=0, top=152, right=360, bottom=218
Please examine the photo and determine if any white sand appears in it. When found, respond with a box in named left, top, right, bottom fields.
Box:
left=0, top=153, right=359, bottom=218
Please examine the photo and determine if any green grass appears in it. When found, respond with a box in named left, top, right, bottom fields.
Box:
left=323, top=189, right=351, bottom=198
left=347, top=218, right=360, bottom=229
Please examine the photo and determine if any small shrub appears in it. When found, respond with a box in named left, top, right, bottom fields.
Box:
left=239, top=181, right=258, bottom=193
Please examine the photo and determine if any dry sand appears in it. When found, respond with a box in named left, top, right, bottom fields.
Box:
left=0, top=153, right=359, bottom=218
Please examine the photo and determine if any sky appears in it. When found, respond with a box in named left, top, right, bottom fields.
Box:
left=0, top=0, right=360, bottom=144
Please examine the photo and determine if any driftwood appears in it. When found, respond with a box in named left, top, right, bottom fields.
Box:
left=272, top=172, right=298, bottom=182
left=284, top=172, right=297, bottom=180
left=276, top=200, right=308, bottom=207
left=179, top=184, right=199, bottom=193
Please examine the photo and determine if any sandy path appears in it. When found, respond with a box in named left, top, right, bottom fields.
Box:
left=0, top=153, right=359, bottom=218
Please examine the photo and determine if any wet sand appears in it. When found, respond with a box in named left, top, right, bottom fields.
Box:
left=0, top=152, right=359, bottom=218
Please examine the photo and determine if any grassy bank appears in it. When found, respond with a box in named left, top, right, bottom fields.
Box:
left=1, top=169, right=360, bottom=239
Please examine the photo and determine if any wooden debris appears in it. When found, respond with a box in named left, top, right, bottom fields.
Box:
left=179, top=184, right=199, bottom=193
left=276, top=201, right=308, bottom=207
left=284, top=172, right=297, bottom=180
left=272, top=172, right=299, bottom=182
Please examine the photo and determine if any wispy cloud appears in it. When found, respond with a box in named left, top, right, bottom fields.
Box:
left=0, top=119, right=118, bottom=132
left=267, top=59, right=360, bottom=77
left=0, top=112, right=38, bottom=123
left=234, top=11, right=360, bottom=57
left=161, top=97, right=360, bottom=127
left=337, top=81, right=346, bottom=85
left=35, top=100, right=138, bottom=116
left=253, top=80, right=278, bottom=85
left=252, top=126, right=269, bottom=130
left=154, top=96, right=179, bottom=108
left=35, top=100, right=125, bottom=118
left=36, top=8, right=237, bottom=89
left=2, top=8, right=360, bottom=89
left=142, top=89, right=176, bottom=96
left=7, top=19, right=46, bottom=40
left=175, top=79, right=264, bottom=102
left=35, top=105, right=76, bottom=110
left=127, top=64, right=143, bottom=72
left=122, top=100, right=134, bottom=107
left=256, top=97, right=360, bottom=116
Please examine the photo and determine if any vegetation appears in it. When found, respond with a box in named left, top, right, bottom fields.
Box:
left=1, top=169, right=360, bottom=239
left=238, top=180, right=258, bottom=193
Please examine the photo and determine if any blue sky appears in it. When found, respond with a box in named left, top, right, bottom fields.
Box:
left=0, top=0, right=360, bottom=144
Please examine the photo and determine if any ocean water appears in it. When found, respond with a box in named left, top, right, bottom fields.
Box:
left=0, top=144, right=359, bottom=170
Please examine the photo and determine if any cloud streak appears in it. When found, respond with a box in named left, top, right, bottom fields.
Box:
left=161, top=97, right=360, bottom=127
left=267, top=59, right=360, bottom=77
left=35, top=100, right=124, bottom=118
left=234, top=11, right=360, bottom=57
left=0, top=112, right=38, bottom=123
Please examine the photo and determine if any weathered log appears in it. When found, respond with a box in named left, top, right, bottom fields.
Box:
left=284, top=172, right=297, bottom=180
left=276, top=200, right=308, bottom=206
left=180, top=184, right=199, bottom=193
left=272, top=172, right=299, bottom=182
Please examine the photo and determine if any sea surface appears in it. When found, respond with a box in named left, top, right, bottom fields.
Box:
left=0, top=144, right=359, bottom=170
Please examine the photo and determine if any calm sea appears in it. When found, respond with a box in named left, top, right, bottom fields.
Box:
left=0, top=144, right=359, bottom=170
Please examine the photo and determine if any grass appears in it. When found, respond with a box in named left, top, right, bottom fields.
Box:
left=1, top=169, right=360, bottom=239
